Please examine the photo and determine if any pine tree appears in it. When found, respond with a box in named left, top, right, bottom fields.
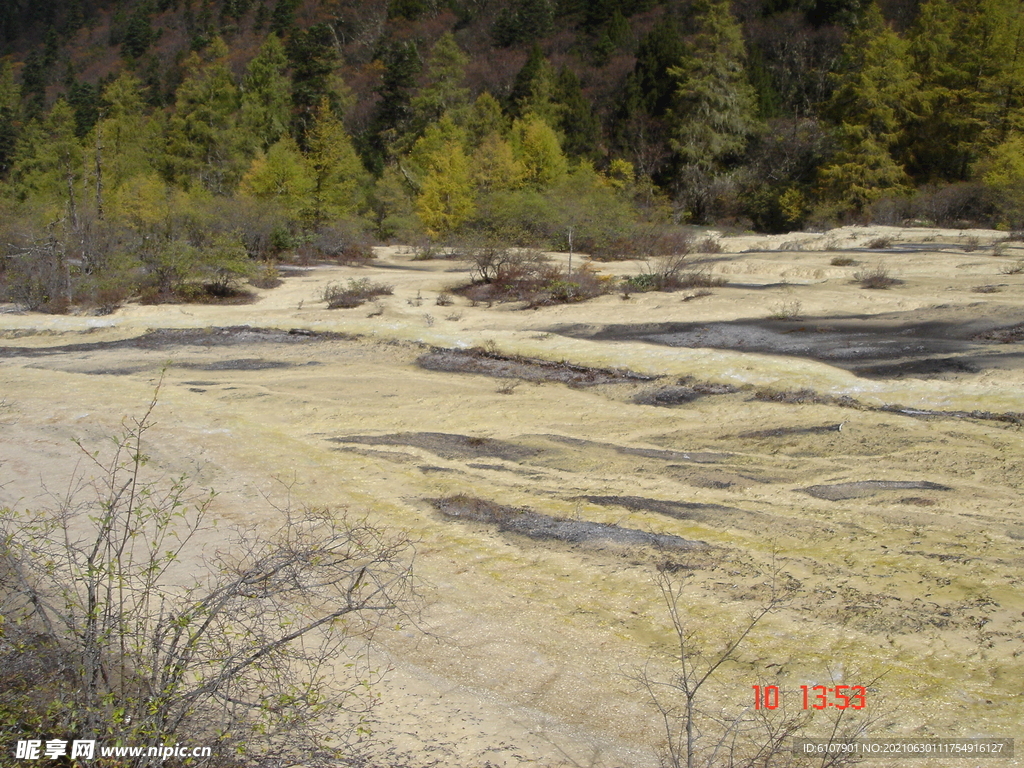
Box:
left=362, top=39, right=421, bottom=175
left=407, top=33, right=471, bottom=141
left=667, top=0, right=759, bottom=219
left=554, top=66, right=601, bottom=161
left=668, top=0, right=758, bottom=172
left=906, top=0, right=1016, bottom=181
left=238, top=136, right=314, bottom=222
left=239, top=34, right=292, bottom=154
left=287, top=23, right=339, bottom=149
left=467, top=92, right=509, bottom=148
left=164, top=38, right=243, bottom=194
left=0, top=61, right=20, bottom=180
left=818, top=3, right=914, bottom=211
left=507, top=44, right=557, bottom=123
left=303, top=99, right=368, bottom=227
left=511, top=114, right=568, bottom=187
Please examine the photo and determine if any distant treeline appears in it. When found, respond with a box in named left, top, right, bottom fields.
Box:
left=2, top=0, right=1024, bottom=310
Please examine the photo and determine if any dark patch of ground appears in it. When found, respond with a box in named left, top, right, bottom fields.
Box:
left=0, top=327, right=352, bottom=358
left=416, top=347, right=658, bottom=387
left=329, top=432, right=541, bottom=462
left=577, top=495, right=755, bottom=526
left=634, top=378, right=738, bottom=405
left=176, top=359, right=308, bottom=371
left=540, top=434, right=729, bottom=464
left=736, top=423, right=843, bottom=439
left=801, top=480, right=953, bottom=501
left=854, top=357, right=979, bottom=377
left=973, top=323, right=1024, bottom=343
left=548, top=306, right=1024, bottom=378
left=428, top=495, right=705, bottom=550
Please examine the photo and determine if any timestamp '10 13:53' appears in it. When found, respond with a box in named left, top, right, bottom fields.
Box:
left=753, top=685, right=868, bottom=710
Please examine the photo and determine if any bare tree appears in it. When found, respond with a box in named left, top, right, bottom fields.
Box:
left=635, top=564, right=874, bottom=768
left=0, top=391, right=415, bottom=767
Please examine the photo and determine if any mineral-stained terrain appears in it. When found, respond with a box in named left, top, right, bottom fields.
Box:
left=1, top=226, right=1022, bottom=766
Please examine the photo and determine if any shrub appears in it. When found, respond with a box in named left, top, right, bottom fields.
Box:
left=321, top=278, right=394, bottom=308
left=694, top=235, right=723, bottom=253
left=830, top=256, right=856, bottom=266
left=303, top=222, right=375, bottom=264
left=0, top=399, right=414, bottom=767
left=768, top=299, right=803, bottom=320
left=854, top=264, right=901, bottom=289
left=249, top=261, right=283, bottom=289
left=867, top=236, right=893, bottom=249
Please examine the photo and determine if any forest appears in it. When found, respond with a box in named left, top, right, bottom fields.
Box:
left=3, top=0, right=1024, bottom=311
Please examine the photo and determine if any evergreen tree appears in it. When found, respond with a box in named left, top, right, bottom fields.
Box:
left=467, top=92, right=509, bottom=147
left=363, top=39, right=421, bottom=175
left=819, top=3, right=914, bottom=211
left=287, top=23, right=339, bottom=149
left=121, top=8, right=155, bottom=60
left=507, top=45, right=558, bottom=123
left=906, top=0, right=1014, bottom=181
left=238, top=136, right=313, bottom=222
left=164, top=38, right=243, bottom=194
left=492, top=0, right=554, bottom=46
left=668, top=0, right=758, bottom=172
left=407, top=33, right=470, bottom=140
left=511, top=114, right=568, bottom=187
left=554, top=67, right=601, bottom=161
left=667, top=0, right=758, bottom=219
left=303, top=99, right=368, bottom=226
left=239, top=34, right=292, bottom=154
left=632, top=16, right=686, bottom=118
left=0, top=61, right=20, bottom=180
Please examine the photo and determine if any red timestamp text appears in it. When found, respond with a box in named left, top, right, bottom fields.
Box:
left=752, top=685, right=867, bottom=711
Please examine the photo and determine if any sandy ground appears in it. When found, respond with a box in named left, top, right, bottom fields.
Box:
left=1, top=225, right=1022, bottom=767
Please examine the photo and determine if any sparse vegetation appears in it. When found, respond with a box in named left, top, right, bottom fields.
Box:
left=867, top=236, right=893, bottom=249
left=854, top=264, right=901, bottom=289
left=322, top=278, right=394, bottom=308
left=999, top=259, right=1024, bottom=274
left=830, top=256, right=856, bottom=266
left=768, top=299, right=803, bottom=319
left=0, top=398, right=415, bottom=767
left=962, top=235, right=982, bottom=252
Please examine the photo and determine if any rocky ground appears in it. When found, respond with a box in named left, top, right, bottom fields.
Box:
left=1, top=225, right=1021, bottom=767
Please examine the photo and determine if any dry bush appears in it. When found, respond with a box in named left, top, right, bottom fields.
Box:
left=301, top=223, right=376, bottom=264
left=694, top=236, right=723, bottom=253
left=830, top=256, right=856, bottom=266
left=999, top=259, right=1024, bottom=275
left=589, top=227, right=693, bottom=262
left=961, top=235, right=981, bottom=252
left=457, top=248, right=611, bottom=305
left=768, top=299, right=803, bottom=320
left=866, top=236, right=893, bottom=249
left=249, top=261, right=283, bottom=289
left=854, top=264, right=901, bottom=289
left=321, top=278, right=394, bottom=308
left=0, top=398, right=415, bottom=767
